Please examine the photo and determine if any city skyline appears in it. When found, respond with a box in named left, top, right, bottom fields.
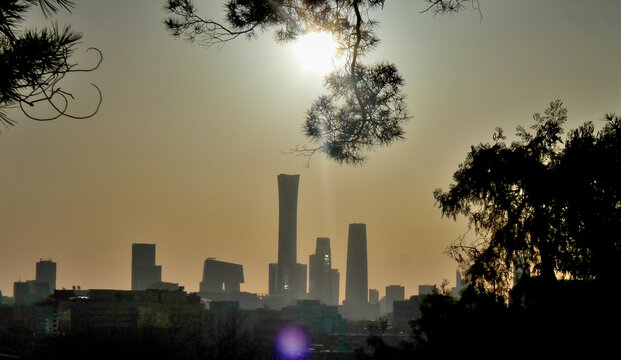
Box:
left=2, top=0, right=620, bottom=300
left=6, top=239, right=444, bottom=303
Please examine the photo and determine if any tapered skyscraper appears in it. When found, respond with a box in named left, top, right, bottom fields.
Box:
left=269, top=174, right=307, bottom=297
left=345, top=223, right=368, bottom=306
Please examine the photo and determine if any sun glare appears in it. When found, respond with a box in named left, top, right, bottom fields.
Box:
left=293, top=32, right=339, bottom=73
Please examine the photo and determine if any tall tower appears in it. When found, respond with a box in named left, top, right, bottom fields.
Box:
left=36, top=259, right=57, bottom=295
left=269, top=174, right=307, bottom=297
left=309, top=237, right=339, bottom=305
left=345, top=223, right=368, bottom=306
left=278, top=174, right=299, bottom=267
left=131, top=243, right=162, bottom=290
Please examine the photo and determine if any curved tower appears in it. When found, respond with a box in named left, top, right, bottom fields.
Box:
left=269, top=174, right=306, bottom=297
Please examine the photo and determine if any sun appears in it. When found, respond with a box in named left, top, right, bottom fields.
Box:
left=293, top=31, right=339, bottom=73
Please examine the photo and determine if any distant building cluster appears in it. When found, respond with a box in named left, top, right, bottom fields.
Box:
left=1, top=173, right=470, bottom=353
left=13, top=259, right=56, bottom=306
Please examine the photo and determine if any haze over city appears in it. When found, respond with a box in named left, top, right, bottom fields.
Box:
left=1, top=0, right=620, bottom=303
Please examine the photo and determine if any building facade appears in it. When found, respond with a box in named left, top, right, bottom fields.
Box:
left=309, top=237, right=339, bottom=306
left=380, top=285, right=405, bottom=314
left=200, top=258, right=244, bottom=293
left=131, top=243, right=162, bottom=291
left=35, top=259, right=56, bottom=295
left=345, top=223, right=368, bottom=306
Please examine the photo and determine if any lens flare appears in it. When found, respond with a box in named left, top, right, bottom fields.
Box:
left=274, top=325, right=310, bottom=360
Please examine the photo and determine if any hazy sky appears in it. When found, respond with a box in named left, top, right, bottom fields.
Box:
left=1, top=0, right=620, bottom=300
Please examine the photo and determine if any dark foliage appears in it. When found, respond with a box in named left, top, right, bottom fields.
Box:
left=0, top=0, right=101, bottom=129
left=413, top=283, right=618, bottom=359
left=2, top=310, right=271, bottom=360
left=357, top=281, right=620, bottom=359
left=304, top=63, right=407, bottom=164
left=164, top=1, right=476, bottom=164
left=434, top=100, right=621, bottom=294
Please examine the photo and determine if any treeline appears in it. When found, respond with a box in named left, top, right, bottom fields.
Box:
left=357, top=279, right=619, bottom=359
left=1, top=311, right=272, bottom=360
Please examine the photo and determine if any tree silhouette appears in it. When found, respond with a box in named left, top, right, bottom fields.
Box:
left=434, top=100, right=621, bottom=294
left=551, top=113, right=621, bottom=281
left=164, top=0, right=477, bottom=164
left=0, top=0, right=102, bottom=129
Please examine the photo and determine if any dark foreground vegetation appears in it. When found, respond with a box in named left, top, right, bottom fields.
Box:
left=360, top=100, right=621, bottom=359
left=357, top=280, right=619, bottom=359
left=3, top=279, right=618, bottom=360
left=1, top=311, right=272, bottom=360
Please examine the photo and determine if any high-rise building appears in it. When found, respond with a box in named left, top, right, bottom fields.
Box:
left=269, top=174, right=307, bottom=298
left=131, top=243, right=162, bottom=291
left=345, top=223, right=368, bottom=306
left=386, top=285, right=405, bottom=301
left=278, top=174, right=299, bottom=267
left=451, top=270, right=467, bottom=299
left=309, top=237, right=339, bottom=305
left=418, top=285, right=437, bottom=296
left=381, top=285, right=405, bottom=314
left=295, top=263, right=308, bottom=295
left=13, top=280, right=49, bottom=305
left=268, top=263, right=278, bottom=295
left=13, top=281, right=29, bottom=306
left=200, top=258, right=244, bottom=293
left=36, top=259, right=56, bottom=295
left=369, top=289, right=379, bottom=304
left=330, top=269, right=340, bottom=305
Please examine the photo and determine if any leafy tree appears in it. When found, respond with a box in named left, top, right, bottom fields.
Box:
left=550, top=114, right=621, bottom=280
left=0, top=0, right=101, bottom=129
left=164, top=0, right=478, bottom=164
left=434, top=100, right=621, bottom=294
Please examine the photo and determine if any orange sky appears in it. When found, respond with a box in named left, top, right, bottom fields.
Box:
left=1, top=0, right=620, bottom=301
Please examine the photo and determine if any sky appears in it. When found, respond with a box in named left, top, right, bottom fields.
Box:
left=1, top=0, right=620, bottom=300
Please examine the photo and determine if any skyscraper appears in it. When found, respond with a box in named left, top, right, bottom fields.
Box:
left=369, top=289, right=379, bottom=304
left=381, top=285, right=405, bottom=314
left=131, top=243, right=162, bottom=290
left=386, top=285, right=405, bottom=301
left=309, top=237, right=339, bottom=305
left=278, top=174, right=299, bottom=267
left=200, top=258, right=244, bottom=293
left=330, top=268, right=340, bottom=305
left=345, top=223, right=368, bottom=306
left=269, top=174, right=307, bottom=297
left=13, top=281, right=29, bottom=306
left=451, top=269, right=467, bottom=299
left=36, top=259, right=56, bottom=295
